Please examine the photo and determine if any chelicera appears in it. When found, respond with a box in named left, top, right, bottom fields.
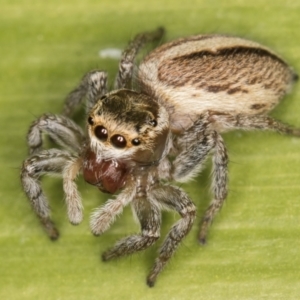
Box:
left=21, top=27, right=300, bottom=286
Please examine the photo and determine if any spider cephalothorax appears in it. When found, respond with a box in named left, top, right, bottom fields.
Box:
left=21, top=27, right=300, bottom=286
left=82, top=89, right=171, bottom=194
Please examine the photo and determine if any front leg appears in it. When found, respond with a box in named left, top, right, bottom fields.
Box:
left=63, top=156, right=83, bottom=225
left=89, top=184, right=136, bottom=236
left=102, top=196, right=161, bottom=260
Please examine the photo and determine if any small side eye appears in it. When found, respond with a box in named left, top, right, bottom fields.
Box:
left=111, top=134, right=127, bottom=148
left=88, top=116, right=94, bottom=125
left=150, top=120, right=157, bottom=127
left=95, top=125, right=108, bottom=141
left=131, top=138, right=141, bottom=146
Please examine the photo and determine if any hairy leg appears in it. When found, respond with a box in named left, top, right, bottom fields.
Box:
left=209, top=112, right=300, bottom=136
left=63, top=156, right=83, bottom=225
left=115, top=27, right=165, bottom=89
left=172, top=111, right=300, bottom=244
left=198, top=134, right=229, bottom=244
left=90, top=184, right=136, bottom=236
left=147, top=185, right=196, bottom=287
left=171, top=118, right=216, bottom=181
left=21, top=149, right=79, bottom=239
left=196, top=111, right=300, bottom=242
left=102, top=196, right=161, bottom=260
left=27, top=113, right=85, bottom=155
left=63, top=70, right=108, bottom=116
left=171, top=119, right=229, bottom=244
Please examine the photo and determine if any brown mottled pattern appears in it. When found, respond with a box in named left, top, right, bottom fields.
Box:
left=251, top=103, right=267, bottom=110
left=143, top=35, right=222, bottom=63
left=97, top=90, right=159, bottom=130
left=158, top=46, right=295, bottom=96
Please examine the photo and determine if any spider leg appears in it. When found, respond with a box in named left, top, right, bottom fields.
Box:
left=171, top=117, right=229, bottom=244
left=62, top=70, right=108, bottom=116
left=102, top=196, right=161, bottom=261
left=209, top=112, right=300, bottom=136
left=172, top=118, right=216, bottom=181
left=197, top=112, right=300, bottom=242
left=146, top=185, right=196, bottom=287
left=115, top=27, right=165, bottom=89
left=90, top=185, right=136, bottom=236
left=21, top=149, right=82, bottom=239
left=198, top=134, right=228, bottom=244
left=27, top=113, right=85, bottom=155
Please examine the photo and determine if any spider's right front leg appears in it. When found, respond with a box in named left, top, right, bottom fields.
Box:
left=21, top=149, right=82, bottom=240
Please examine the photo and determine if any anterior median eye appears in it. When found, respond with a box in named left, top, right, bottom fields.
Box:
left=111, top=134, right=127, bottom=148
left=95, top=126, right=108, bottom=141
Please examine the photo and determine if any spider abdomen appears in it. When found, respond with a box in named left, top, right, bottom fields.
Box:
left=138, top=35, right=297, bottom=132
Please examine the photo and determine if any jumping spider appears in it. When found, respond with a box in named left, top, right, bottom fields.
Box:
left=21, top=27, right=300, bottom=287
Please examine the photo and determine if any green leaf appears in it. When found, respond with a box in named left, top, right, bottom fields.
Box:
left=1, top=0, right=300, bottom=299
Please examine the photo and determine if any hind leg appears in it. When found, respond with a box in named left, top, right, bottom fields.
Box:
left=209, top=112, right=300, bottom=136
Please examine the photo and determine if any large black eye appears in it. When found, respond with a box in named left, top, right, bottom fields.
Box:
left=94, top=126, right=108, bottom=141
left=111, top=134, right=127, bottom=148
left=131, top=138, right=141, bottom=146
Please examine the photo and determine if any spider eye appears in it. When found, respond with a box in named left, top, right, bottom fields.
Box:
left=150, top=119, right=157, bottom=127
left=94, top=126, right=108, bottom=141
left=131, top=138, right=141, bottom=146
left=111, top=134, right=127, bottom=148
left=88, top=116, right=94, bottom=125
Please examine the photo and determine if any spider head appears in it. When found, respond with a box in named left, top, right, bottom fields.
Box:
left=82, top=89, right=170, bottom=194
left=87, top=89, right=170, bottom=164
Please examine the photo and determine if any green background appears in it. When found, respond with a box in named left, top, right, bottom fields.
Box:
left=1, top=0, right=300, bottom=299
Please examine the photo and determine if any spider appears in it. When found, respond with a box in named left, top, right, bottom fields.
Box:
left=21, top=27, right=300, bottom=287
